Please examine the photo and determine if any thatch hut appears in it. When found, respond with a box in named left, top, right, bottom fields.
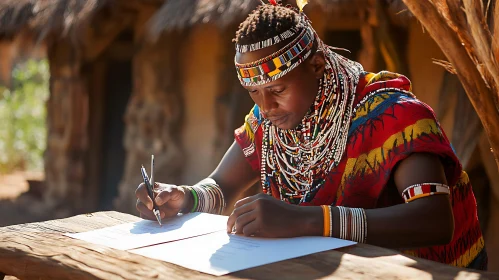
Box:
left=1, top=0, right=498, bottom=268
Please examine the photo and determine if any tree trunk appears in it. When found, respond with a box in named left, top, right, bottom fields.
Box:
left=402, top=0, right=499, bottom=173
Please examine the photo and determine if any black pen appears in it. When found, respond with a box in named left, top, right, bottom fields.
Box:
left=140, top=164, right=162, bottom=226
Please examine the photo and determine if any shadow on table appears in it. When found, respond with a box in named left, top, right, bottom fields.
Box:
left=128, top=214, right=193, bottom=235
left=212, top=241, right=494, bottom=280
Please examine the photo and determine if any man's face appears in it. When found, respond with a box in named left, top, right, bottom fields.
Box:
left=236, top=46, right=325, bottom=130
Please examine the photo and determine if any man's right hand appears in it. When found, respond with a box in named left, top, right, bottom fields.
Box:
left=135, top=183, right=187, bottom=220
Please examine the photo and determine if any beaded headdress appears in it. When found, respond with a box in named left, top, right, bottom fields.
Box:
left=235, top=1, right=313, bottom=87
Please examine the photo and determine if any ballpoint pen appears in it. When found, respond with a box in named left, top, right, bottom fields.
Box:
left=140, top=163, right=162, bottom=226
left=150, top=155, right=155, bottom=195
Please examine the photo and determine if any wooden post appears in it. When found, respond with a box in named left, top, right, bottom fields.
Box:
left=113, top=26, right=186, bottom=213
left=373, top=0, right=409, bottom=75
left=358, top=2, right=379, bottom=72
left=83, top=58, right=108, bottom=212
left=357, top=0, right=409, bottom=74
left=43, top=38, right=89, bottom=216
left=0, top=41, right=14, bottom=87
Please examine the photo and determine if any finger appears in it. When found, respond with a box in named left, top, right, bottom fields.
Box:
left=227, top=211, right=238, bottom=233
left=241, top=220, right=261, bottom=237
left=155, top=190, right=173, bottom=206
left=227, top=200, right=258, bottom=232
left=136, top=199, right=156, bottom=220
left=234, top=193, right=263, bottom=208
left=135, top=183, right=153, bottom=210
left=139, top=203, right=174, bottom=220
left=153, top=182, right=176, bottom=193
left=235, top=211, right=257, bottom=235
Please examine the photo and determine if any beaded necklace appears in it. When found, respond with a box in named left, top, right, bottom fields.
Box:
left=260, top=35, right=364, bottom=204
left=234, top=5, right=364, bottom=204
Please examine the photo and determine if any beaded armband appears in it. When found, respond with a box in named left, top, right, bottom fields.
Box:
left=401, top=183, right=450, bottom=203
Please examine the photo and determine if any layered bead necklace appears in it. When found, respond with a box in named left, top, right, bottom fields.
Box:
left=260, top=45, right=363, bottom=204
left=234, top=6, right=364, bottom=204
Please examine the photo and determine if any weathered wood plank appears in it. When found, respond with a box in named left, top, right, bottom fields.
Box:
left=0, top=212, right=139, bottom=234
left=0, top=212, right=497, bottom=280
left=0, top=232, right=216, bottom=280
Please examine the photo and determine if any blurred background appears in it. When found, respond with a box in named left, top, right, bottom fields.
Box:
left=0, top=0, right=497, bottom=271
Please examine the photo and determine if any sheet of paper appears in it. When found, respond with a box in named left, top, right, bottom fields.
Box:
left=65, top=212, right=228, bottom=250
left=130, top=230, right=356, bottom=276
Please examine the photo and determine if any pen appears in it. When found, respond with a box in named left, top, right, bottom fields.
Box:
left=140, top=164, right=162, bottom=226
left=150, top=155, right=155, bottom=192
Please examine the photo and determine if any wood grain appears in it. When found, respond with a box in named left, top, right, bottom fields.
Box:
left=1, top=211, right=497, bottom=280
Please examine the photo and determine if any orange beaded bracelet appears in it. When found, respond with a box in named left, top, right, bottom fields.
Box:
left=321, top=205, right=332, bottom=237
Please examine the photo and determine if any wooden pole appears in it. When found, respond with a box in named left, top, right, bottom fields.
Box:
left=44, top=37, right=89, bottom=214
left=402, top=0, right=499, bottom=172
left=113, top=7, right=187, bottom=213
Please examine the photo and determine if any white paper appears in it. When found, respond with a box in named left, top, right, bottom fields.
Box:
left=130, top=231, right=356, bottom=276
left=65, top=212, right=228, bottom=250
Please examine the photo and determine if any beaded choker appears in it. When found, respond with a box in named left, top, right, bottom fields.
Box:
left=235, top=26, right=314, bottom=86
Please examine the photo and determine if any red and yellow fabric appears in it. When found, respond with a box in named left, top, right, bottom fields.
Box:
left=234, top=71, right=487, bottom=270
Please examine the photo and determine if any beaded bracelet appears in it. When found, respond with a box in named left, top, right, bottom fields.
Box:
left=336, top=206, right=367, bottom=243
left=401, top=183, right=450, bottom=203
left=188, top=178, right=226, bottom=215
left=321, top=205, right=332, bottom=237
left=178, top=186, right=197, bottom=214
left=189, top=187, right=198, bottom=213
left=328, top=206, right=332, bottom=238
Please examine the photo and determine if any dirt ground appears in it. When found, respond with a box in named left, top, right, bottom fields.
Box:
left=0, top=171, right=52, bottom=227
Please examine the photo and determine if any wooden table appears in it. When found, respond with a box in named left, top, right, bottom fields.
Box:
left=0, top=211, right=497, bottom=280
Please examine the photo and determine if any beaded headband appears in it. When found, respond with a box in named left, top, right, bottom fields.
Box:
left=235, top=1, right=313, bottom=86
left=235, top=27, right=299, bottom=53
left=235, top=26, right=315, bottom=86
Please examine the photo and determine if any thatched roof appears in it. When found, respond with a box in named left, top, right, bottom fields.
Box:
left=0, top=0, right=111, bottom=39
left=148, top=0, right=257, bottom=37
left=0, top=0, right=408, bottom=40
left=148, top=0, right=409, bottom=36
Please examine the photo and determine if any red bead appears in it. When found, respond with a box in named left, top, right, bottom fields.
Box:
left=269, top=0, right=278, bottom=5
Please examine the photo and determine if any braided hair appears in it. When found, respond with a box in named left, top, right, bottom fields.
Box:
left=234, top=4, right=305, bottom=46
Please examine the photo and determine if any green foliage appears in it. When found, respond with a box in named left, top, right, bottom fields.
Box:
left=0, top=59, right=49, bottom=174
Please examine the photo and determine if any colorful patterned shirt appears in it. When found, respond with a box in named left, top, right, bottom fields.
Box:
left=234, top=71, right=487, bottom=270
